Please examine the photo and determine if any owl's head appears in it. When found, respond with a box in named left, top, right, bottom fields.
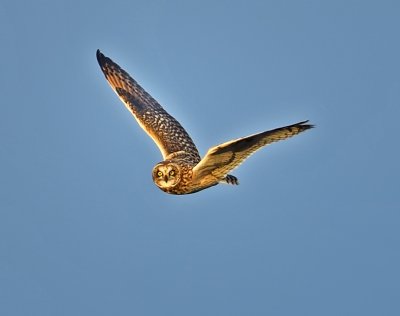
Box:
left=152, top=162, right=181, bottom=189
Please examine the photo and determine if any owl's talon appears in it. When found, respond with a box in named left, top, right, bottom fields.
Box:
left=225, top=175, right=239, bottom=185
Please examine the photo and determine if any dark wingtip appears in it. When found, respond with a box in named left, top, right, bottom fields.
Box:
left=299, top=120, right=315, bottom=130
left=96, top=49, right=105, bottom=66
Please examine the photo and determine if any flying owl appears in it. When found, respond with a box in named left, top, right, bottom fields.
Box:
left=96, top=50, right=313, bottom=195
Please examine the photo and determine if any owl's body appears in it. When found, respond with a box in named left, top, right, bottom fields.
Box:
left=96, top=50, right=313, bottom=194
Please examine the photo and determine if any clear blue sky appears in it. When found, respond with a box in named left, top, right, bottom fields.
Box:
left=1, top=0, right=399, bottom=315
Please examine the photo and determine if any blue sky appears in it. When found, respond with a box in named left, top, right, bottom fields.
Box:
left=1, top=0, right=399, bottom=315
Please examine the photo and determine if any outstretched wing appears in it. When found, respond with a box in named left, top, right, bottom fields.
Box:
left=96, top=50, right=200, bottom=161
left=192, top=121, right=313, bottom=181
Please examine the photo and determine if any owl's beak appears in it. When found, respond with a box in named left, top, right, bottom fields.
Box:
left=164, top=175, right=169, bottom=183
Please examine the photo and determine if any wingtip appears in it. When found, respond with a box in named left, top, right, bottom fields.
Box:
left=96, top=49, right=104, bottom=64
left=299, top=120, right=315, bottom=130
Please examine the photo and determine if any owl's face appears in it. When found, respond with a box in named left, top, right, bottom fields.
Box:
left=152, top=162, right=181, bottom=189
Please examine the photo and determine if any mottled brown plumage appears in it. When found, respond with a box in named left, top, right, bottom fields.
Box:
left=96, top=50, right=314, bottom=194
left=96, top=50, right=200, bottom=163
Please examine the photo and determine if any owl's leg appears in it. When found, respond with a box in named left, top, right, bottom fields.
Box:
left=222, top=174, right=239, bottom=185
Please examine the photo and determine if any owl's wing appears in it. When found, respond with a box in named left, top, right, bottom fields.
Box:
left=96, top=50, right=200, bottom=161
left=192, top=121, right=313, bottom=181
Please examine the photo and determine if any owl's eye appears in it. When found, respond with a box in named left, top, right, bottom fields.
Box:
left=157, top=171, right=163, bottom=177
left=169, top=170, right=175, bottom=176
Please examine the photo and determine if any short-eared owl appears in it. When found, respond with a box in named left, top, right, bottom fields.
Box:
left=96, top=50, right=313, bottom=195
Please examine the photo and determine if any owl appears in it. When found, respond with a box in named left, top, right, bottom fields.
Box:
left=96, top=50, right=313, bottom=194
